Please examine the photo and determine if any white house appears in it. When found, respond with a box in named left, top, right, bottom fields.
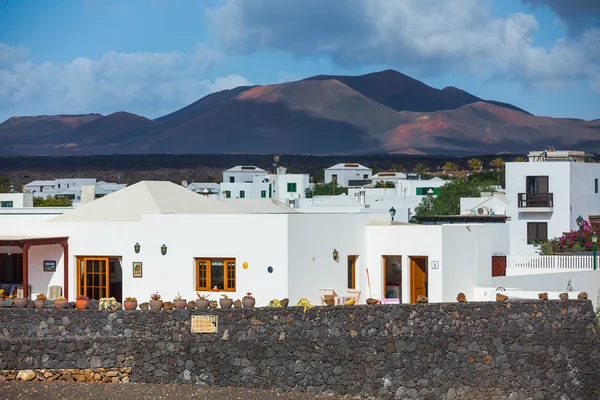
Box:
left=325, top=163, right=372, bottom=187
left=460, top=192, right=506, bottom=216
left=505, top=150, right=600, bottom=255
left=222, top=166, right=268, bottom=184
left=23, top=178, right=126, bottom=205
left=0, top=192, right=33, bottom=208
left=271, top=167, right=310, bottom=206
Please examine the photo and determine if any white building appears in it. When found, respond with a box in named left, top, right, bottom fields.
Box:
left=24, top=178, right=126, bottom=205
left=184, top=182, right=220, bottom=196
left=271, top=167, right=310, bottom=206
left=505, top=150, right=600, bottom=255
left=222, top=166, right=268, bottom=184
left=0, top=192, right=33, bottom=208
left=325, top=163, right=372, bottom=187
left=460, top=192, right=506, bottom=216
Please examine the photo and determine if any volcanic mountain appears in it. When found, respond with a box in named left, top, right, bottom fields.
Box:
left=0, top=70, right=597, bottom=155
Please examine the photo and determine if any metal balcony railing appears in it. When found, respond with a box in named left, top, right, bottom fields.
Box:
left=517, top=193, right=553, bottom=208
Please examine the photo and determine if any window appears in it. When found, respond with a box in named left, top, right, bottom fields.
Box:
left=596, top=178, right=598, bottom=194
left=527, top=222, right=548, bottom=244
left=363, top=174, right=369, bottom=179
left=224, top=190, right=231, bottom=198
left=287, top=182, right=297, bottom=193
left=0, top=201, right=13, bottom=208
left=416, top=187, right=440, bottom=195
left=239, top=190, right=245, bottom=198
left=195, top=258, right=236, bottom=291
left=332, top=174, right=337, bottom=182
left=347, top=256, right=357, bottom=289
left=229, top=176, right=235, bottom=183
left=261, top=190, right=266, bottom=198
left=526, top=176, right=548, bottom=194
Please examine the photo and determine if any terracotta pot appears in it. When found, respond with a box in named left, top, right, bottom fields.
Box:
left=34, top=300, right=46, bottom=309
left=208, top=300, right=218, bottom=309
left=149, top=300, right=163, bottom=310
left=173, top=299, right=187, bottom=309
left=13, top=298, right=28, bottom=308
left=54, top=300, right=68, bottom=309
left=76, top=299, right=89, bottom=310
left=242, top=297, right=255, bottom=308
left=196, top=299, right=209, bottom=309
left=219, top=298, right=233, bottom=309
left=124, top=301, right=138, bottom=311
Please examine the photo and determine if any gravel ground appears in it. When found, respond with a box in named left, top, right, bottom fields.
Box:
left=0, top=382, right=347, bottom=400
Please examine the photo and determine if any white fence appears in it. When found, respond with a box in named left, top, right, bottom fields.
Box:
left=506, top=255, right=600, bottom=275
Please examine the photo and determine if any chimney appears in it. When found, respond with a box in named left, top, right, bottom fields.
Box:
left=277, top=167, right=287, bottom=175
left=80, top=185, right=95, bottom=205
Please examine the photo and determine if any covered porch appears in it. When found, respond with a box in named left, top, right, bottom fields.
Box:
left=0, top=236, right=69, bottom=299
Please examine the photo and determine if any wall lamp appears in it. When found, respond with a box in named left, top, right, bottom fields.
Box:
left=333, top=249, right=339, bottom=262
left=134, top=242, right=140, bottom=254
left=161, top=244, right=167, bottom=256
left=389, top=207, right=396, bottom=222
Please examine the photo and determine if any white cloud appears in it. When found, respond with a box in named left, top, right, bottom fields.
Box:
left=0, top=43, right=251, bottom=121
left=207, top=0, right=600, bottom=91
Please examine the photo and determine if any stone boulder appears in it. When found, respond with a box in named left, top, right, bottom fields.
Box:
left=280, top=298, right=289, bottom=307
left=17, top=370, right=36, bottom=381
left=538, top=292, right=548, bottom=301
left=139, top=302, right=149, bottom=310
left=578, top=292, right=588, bottom=300
left=324, top=298, right=335, bottom=306
left=496, top=293, right=508, bottom=302
left=417, top=295, right=429, bottom=303
left=456, top=293, right=467, bottom=303
left=233, top=299, right=242, bottom=308
left=88, top=299, right=99, bottom=309
left=163, top=301, right=174, bottom=310
left=366, top=298, right=379, bottom=305
left=187, top=300, right=197, bottom=309
left=559, top=292, right=569, bottom=300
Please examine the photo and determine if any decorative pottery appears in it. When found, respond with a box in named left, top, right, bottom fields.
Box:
left=34, top=300, right=46, bottom=309
left=13, top=298, right=28, bottom=308
left=124, top=301, right=138, bottom=311
left=196, top=299, right=209, bottom=309
left=76, top=299, right=89, bottom=310
left=149, top=300, right=163, bottom=310
left=173, top=299, right=187, bottom=309
left=242, top=297, right=256, bottom=308
left=219, top=298, right=233, bottom=309
left=54, top=299, right=68, bottom=309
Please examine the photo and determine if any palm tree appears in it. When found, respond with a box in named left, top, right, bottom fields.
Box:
left=391, top=164, right=407, bottom=173
left=442, top=161, right=458, bottom=172
left=490, top=157, right=506, bottom=170
left=467, top=158, right=483, bottom=171
left=413, top=162, right=429, bottom=174
left=513, top=156, right=527, bottom=162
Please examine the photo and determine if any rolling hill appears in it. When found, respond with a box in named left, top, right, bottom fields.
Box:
left=0, top=70, right=596, bottom=156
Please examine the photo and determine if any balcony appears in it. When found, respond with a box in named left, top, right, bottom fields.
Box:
left=517, top=193, right=553, bottom=211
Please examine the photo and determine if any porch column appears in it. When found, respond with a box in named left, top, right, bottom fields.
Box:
left=62, top=242, right=69, bottom=300
left=22, top=243, right=31, bottom=298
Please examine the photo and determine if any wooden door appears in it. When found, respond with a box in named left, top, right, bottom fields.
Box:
left=77, top=257, right=109, bottom=300
left=410, top=257, right=427, bottom=303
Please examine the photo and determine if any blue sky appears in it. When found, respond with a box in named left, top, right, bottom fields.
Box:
left=0, top=0, right=598, bottom=121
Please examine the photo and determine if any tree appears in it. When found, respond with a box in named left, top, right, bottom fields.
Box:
left=391, top=164, right=406, bottom=173
left=413, top=163, right=429, bottom=174
left=513, top=156, right=527, bottom=162
left=33, top=196, right=73, bottom=207
left=374, top=181, right=395, bottom=188
left=367, top=164, right=380, bottom=174
left=305, top=182, right=348, bottom=198
left=442, top=161, right=458, bottom=172
left=585, top=154, right=596, bottom=163
left=414, top=178, right=494, bottom=217
left=0, top=176, right=11, bottom=193
left=490, top=157, right=506, bottom=170
left=467, top=158, right=483, bottom=171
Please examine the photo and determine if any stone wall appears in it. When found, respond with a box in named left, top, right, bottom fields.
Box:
left=1, top=301, right=599, bottom=399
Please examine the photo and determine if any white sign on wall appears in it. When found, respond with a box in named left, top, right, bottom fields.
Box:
left=431, top=261, right=440, bottom=270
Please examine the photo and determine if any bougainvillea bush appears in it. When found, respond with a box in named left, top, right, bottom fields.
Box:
left=537, top=220, right=595, bottom=255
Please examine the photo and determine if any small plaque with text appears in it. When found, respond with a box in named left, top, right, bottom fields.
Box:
left=191, top=315, right=218, bottom=333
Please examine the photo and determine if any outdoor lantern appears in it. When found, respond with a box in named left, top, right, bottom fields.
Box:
left=389, top=206, right=396, bottom=222
left=161, top=244, right=167, bottom=256
left=576, top=215, right=584, bottom=227
left=576, top=215, right=584, bottom=247
left=333, top=249, right=339, bottom=261
left=593, top=233, right=598, bottom=244
left=593, top=232, right=598, bottom=271
left=134, top=242, right=140, bottom=254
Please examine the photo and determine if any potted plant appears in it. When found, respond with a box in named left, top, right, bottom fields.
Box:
left=149, top=292, right=163, bottom=310
left=242, top=292, right=255, bottom=308
left=13, top=297, right=28, bottom=309
left=124, top=297, right=138, bottom=310
left=35, top=293, right=47, bottom=309
left=196, top=293, right=209, bottom=309
left=76, top=295, right=89, bottom=310
left=54, top=296, right=68, bottom=309
left=173, top=292, right=187, bottom=309
left=219, top=294, right=233, bottom=309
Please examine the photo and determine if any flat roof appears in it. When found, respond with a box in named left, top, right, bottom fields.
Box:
left=414, top=215, right=509, bottom=225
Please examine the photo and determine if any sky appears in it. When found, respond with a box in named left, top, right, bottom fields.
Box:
left=0, top=0, right=599, bottom=122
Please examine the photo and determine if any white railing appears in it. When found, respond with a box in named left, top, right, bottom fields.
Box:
left=506, top=255, right=600, bottom=275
